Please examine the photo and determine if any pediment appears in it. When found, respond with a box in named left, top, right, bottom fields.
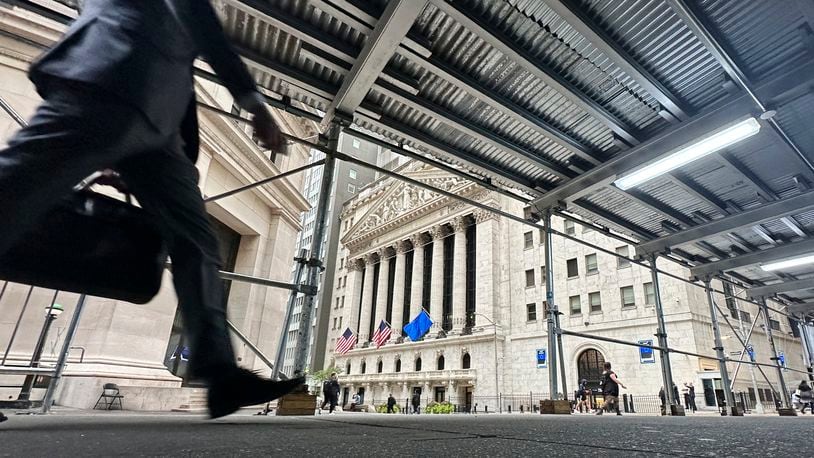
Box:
left=341, top=165, right=478, bottom=250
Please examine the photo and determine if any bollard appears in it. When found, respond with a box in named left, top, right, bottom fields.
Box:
left=629, top=394, right=636, bottom=413
left=623, top=394, right=629, bottom=413
left=485, top=405, right=488, bottom=413
left=499, top=393, right=503, bottom=413
left=520, top=405, right=524, bottom=413
left=508, top=405, right=512, bottom=413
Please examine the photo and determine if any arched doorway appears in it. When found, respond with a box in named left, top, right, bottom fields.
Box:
left=577, top=349, right=605, bottom=390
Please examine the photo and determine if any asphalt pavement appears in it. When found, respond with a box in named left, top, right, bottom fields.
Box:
left=1, top=410, right=811, bottom=457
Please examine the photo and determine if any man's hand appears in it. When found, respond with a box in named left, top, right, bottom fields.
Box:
left=251, top=106, right=287, bottom=154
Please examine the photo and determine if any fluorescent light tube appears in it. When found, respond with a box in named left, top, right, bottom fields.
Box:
left=761, top=254, right=814, bottom=272
left=614, top=117, right=761, bottom=190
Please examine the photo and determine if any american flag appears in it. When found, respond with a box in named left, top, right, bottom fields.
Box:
left=372, top=320, right=392, bottom=349
left=335, top=328, right=357, bottom=355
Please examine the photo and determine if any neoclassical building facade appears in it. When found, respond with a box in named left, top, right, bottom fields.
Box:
left=324, top=160, right=807, bottom=411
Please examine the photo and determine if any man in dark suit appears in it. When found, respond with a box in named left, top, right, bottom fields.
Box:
left=0, top=0, right=302, bottom=418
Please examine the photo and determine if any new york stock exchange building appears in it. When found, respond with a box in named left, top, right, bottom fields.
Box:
left=323, top=160, right=805, bottom=413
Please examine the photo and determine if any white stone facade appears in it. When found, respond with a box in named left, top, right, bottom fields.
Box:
left=323, top=160, right=807, bottom=411
left=0, top=7, right=311, bottom=410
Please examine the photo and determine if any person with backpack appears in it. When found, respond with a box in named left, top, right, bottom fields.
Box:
left=596, top=361, right=626, bottom=416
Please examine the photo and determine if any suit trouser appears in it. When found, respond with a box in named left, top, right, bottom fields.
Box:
left=0, top=82, right=234, bottom=380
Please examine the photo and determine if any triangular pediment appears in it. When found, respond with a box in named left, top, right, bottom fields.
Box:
left=341, top=163, right=477, bottom=249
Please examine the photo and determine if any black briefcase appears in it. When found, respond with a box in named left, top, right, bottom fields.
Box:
left=0, top=190, right=167, bottom=304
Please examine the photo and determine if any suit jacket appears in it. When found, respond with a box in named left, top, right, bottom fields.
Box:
left=30, top=0, right=258, bottom=137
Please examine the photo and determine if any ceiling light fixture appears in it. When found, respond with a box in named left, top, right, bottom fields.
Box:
left=614, top=117, right=761, bottom=190
left=761, top=253, right=814, bottom=272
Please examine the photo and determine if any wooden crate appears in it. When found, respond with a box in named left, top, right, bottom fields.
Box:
left=539, top=400, right=571, bottom=415
left=275, top=393, right=317, bottom=416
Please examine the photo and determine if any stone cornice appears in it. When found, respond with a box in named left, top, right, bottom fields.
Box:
left=337, top=331, right=501, bottom=358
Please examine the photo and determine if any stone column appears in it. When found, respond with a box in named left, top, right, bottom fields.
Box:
left=451, top=217, right=468, bottom=334
left=358, top=252, right=378, bottom=343
left=373, top=247, right=392, bottom=335
left=391, top=241, right=409, bottom=336
left=409, top=234, right=427, bottom=321
left=429, top=225, right=446, bottom=333
left=346, top=259, right=364, bottom=335
left=474, top=210, right=498, bottom=327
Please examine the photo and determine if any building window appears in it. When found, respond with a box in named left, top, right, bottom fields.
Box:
left=339, top=316, right=343, bottom=328
left=332, top=317, right=337, bottom=330
left=585, top=254, right=598, bottom=274
left=723, top=282, right=738, bottom=318
left=377, top=360, right=383, bottom=373
left=565, top=220, right=575, bottom=235
left=415, top=357, right=422, bottom=372
left=346, top=362, right=351, bottom=374
left=465, top=223, right=477, bottom=328
left=422, top=240, right=433, bottom=311
left=524, top=231, right=533, bottom=249
left=540, top=265, right=546, bottom=284
left=361, top=362, right=366, bottom=374
left=589, top=292, right=602, bottom=313
left=527, top=303, right=537, bottom=321
left=621, top=286, right=635, bottom=308
left=644, top=282, right=655, bottom=305
left=347, top=183, right=356, bottom=193
left=339, top=257, right=345, bottom=269
left=395, top=359, right=402, bottom=372
left=769, top=319, right=780, bottom=331
left=740, top=311, right=751, bottom=323
left=462, top=353, right=471, bottom=369
left=616, top=246, right=630, bottom=268
left=525, top=269, right=535, bottom=287
left=437, top=355, right=445, bottom=370
left=349, top=169, right=357, bottom=179
left=566, top=258, right=579, bottom=278
left=569, top=295, right=581, bottom=315
left=352, top=138, right=361, bottom=149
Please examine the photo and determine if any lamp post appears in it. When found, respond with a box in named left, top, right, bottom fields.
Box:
left=474, top=313, right=500, bottom=412
left=18, top=303, right=64, bottom=403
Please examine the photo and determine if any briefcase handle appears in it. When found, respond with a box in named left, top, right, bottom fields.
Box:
left=75, top=170, right=133, bottom=204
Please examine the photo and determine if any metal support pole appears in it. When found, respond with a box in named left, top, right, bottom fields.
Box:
left=42, top=294, right=87, bottom=413
left=798, top=318, right=814, bottom=382
left=272, top=249, right=308, bottom=380
left=758, top=298, right=792, bottom=410
left=720, top=297, right=764, bottom=413
left=555, top=311, right=568, bottom=401
left=649, top=255, right=676, bottom=407
left=18, top=291, right=60, bottom=401
left=292, top=123, right=340, bottom=375
left=703, top=279, right=736, bottom=414
left=225, top=320, right=277, bottom=373
left=543, top=210, right=558, bottom=399
left=204, top=160, right=325, bottom=203
left=2, top=286, right=35, bottom=365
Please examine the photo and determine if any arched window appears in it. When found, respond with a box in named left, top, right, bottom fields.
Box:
left=346, top=362, right=351, bottom=374
left=361, top=361, right=367, bottom=374
left=415, top=357, right=422, bottom=372
left=462, top=353, right=471, bottom=369
left=437, top=355, right=445, bottom=370
left=577, top=349, right=606, bottom=390
left=395, top=359, right=402, bottom=373
left=377, top=360, right=383, bottom=373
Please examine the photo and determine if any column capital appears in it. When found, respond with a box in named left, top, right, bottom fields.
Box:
left=410, top=233, right=429, bottom=247
left=473, top=209, right=498, bottom=223
left=348, top=258, right=364, bottom=272
left=396, top=240, right=411, bottom=254
left=429, top=225, right=448, bottom=240
left=378, top=246, right=395, bottom=259
left=366, top=252, right=380, bottom=263
left=452, top=216, right=470, bottom=233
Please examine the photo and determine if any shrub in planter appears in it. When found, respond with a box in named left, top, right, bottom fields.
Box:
left=425, top=401, right=454, bottom=414
left=376, top=404, right=401, bottom=413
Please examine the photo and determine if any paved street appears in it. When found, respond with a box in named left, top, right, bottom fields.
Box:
left=1, top=411, right=811, bottom=457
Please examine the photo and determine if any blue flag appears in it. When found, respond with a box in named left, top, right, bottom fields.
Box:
left=403, top=310, right=433, bottom=341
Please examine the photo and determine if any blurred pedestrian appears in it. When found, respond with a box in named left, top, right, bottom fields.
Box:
left=350, top=392, right=361, bottom=412
left=596, top=362, right=625, bottom=416
left=575, top=378, right=592, bottom=413
left=387, top=394, right=397, bottom=413
left=411, top=391, right=421, bottom=414
left=659, top=387, right=667, bottom=416
left=797, top=380, right=813, bottom=414
left=685, top=383, right=698, bottom=413
left=319, top=372, right=340, bottom=414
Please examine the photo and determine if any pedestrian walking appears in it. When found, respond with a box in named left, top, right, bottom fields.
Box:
left=574, top=379, right=592, bottom=413
left=0, top=0, right=302, bottom=419
left=387, top=394, right=397, bottom=413
left=411, top=391, right=421, bottom=414
left=685, top=383, right=698, bottom=413
left=682, top=384, right=690, bottom=411
left=797, top=380, right=813, bottom=414
left=659, top=387, right=667, bottom=416
left=596, top=362, right=626, bottom=416
left=319, top=373, right=340, bottom=414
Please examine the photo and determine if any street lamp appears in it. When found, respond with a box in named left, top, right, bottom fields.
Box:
left=474, top=313, right=500, bottom=412
left=18, top=303, right=64, bottom=403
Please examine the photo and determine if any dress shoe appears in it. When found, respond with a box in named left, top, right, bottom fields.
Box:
left=0, top=412, right=8, bottom=423
left=207, top=368, right=304, bottom=419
